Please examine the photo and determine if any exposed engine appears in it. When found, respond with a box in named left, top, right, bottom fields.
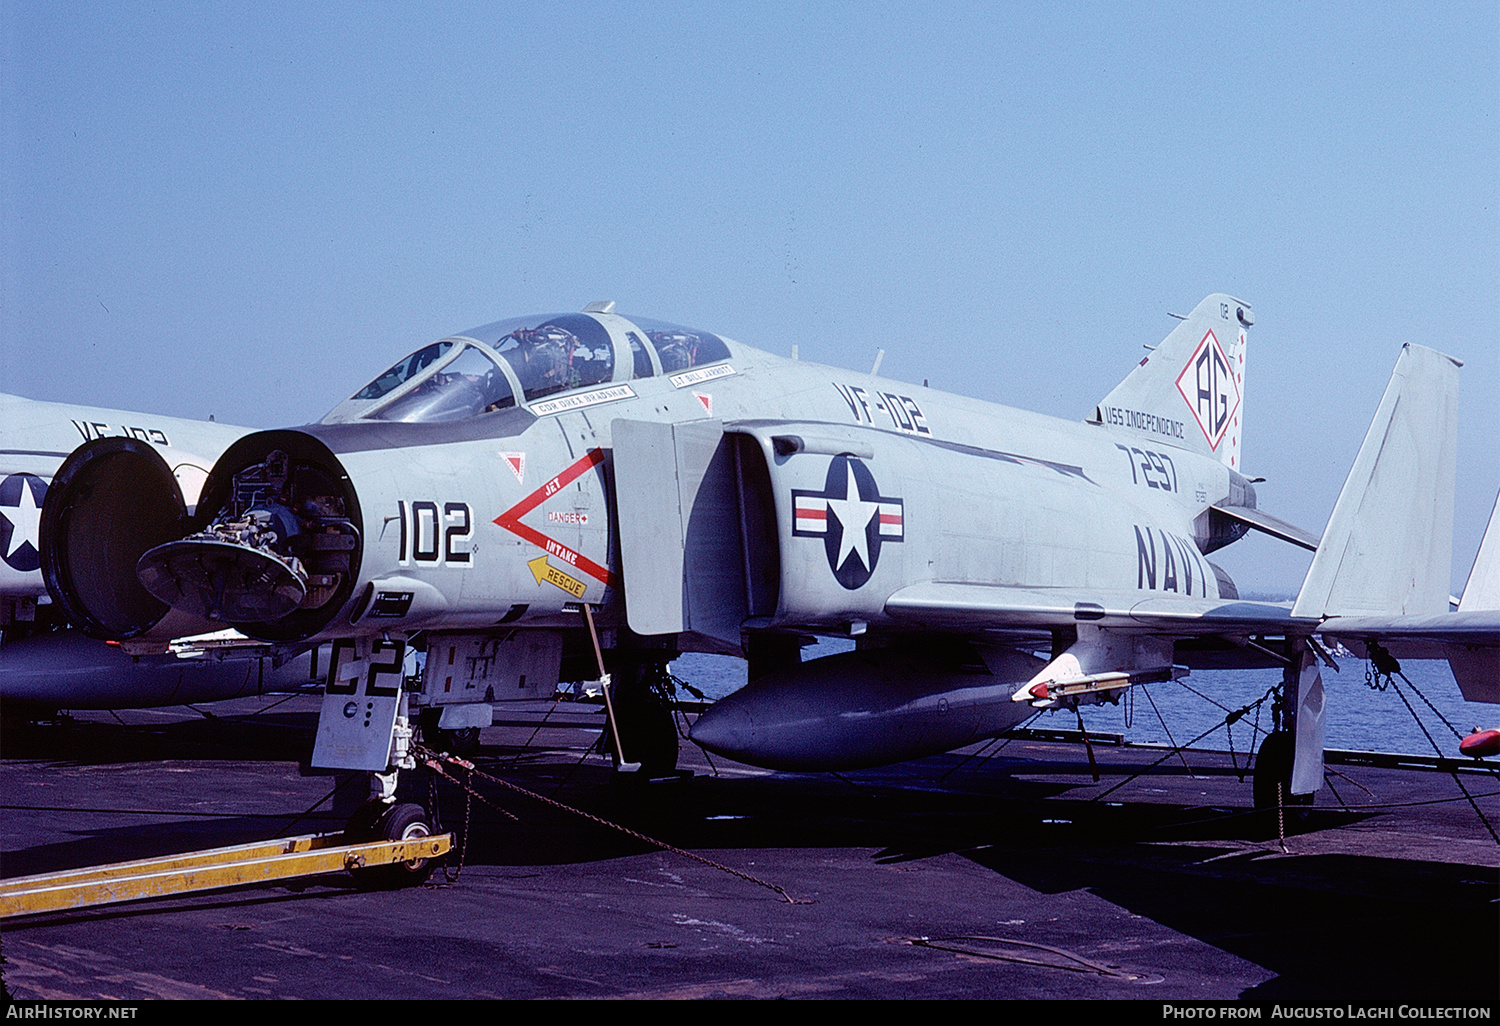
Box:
left=136, top=448, right=359, bottom=624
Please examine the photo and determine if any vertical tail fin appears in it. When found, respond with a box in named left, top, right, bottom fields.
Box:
left=1292, top=344, right=1460, bottom=619
left=1094, top=294, right=1252, bottom=471
left=1457, top=492, right=1499, bottom=612
left=1451, top=494, right=1499, bottom=705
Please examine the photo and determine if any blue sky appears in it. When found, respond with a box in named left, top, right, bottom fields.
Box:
left=2, top=2, right=1495, bottom=595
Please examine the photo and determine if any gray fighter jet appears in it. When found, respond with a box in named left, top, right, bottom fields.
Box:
left=37, top=296, right=1498, bottom=810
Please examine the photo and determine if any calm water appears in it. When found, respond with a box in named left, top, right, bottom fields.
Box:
left=672, top=640, right=1496, bottom=759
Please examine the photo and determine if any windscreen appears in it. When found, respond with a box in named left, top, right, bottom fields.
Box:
left=367, top=344, right=516, bottom=422
left=352, top=341, right=454, bottom=401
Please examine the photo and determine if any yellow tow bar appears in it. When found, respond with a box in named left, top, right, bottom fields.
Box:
left=0, top=830, right=453, bottom=919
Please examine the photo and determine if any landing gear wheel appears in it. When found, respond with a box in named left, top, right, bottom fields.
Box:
left=346, top=801, right=438, bottom=889
left=1253, top=731, right=1314, bottom=813
left=344, top=798, right=391, bottom=841
left=439, top=726, right=482, bottom=755
left=605, top=673, right=679, bottom=777
left=417, top=708, right=482, bottom=756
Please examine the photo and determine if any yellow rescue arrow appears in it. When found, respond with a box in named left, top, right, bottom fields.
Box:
left=527, top=555, right=587, bottom=598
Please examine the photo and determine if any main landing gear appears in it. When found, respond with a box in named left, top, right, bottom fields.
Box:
left=582, top=605, right=682, bottom=780
left=1252, top=648, right=1322, bottom=823
left=1252, top=730, right=1313, bottom=814
left=417, top=706, right=483, bottom=757
left=602, top=659, right=681, bottom=778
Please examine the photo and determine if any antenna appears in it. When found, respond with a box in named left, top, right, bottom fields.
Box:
left=870, top=349, right=885, bottom=376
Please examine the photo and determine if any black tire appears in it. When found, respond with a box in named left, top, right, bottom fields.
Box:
left=1253, top=731, right=1315, bottom=813
left=348, top=801, right=438, bottom=889
left=344, top=798, right=391, bottom=841
left=605, top=689, right=679, bottom=777
left=417, top=708, right=483, bottom=755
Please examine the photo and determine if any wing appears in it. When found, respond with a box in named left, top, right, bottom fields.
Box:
left=885, top=583, right=1298, bottom=634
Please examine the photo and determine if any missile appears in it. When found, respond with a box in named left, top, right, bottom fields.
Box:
left=1009, top=627, right=1180, bottom=710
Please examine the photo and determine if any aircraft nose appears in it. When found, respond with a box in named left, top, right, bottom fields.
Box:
left=138, top=429, right=365, bottom=643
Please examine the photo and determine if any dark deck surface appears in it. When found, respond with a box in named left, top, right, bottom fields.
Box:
left=2, top=694, right=1496, bottom=1002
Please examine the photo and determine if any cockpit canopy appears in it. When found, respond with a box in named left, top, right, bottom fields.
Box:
left=322, top=308, right=733, bottom=425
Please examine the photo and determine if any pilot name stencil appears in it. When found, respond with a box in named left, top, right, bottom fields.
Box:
left=669, top=364, right=736, bottom=388
left=529, top=384, right=636, bottom=417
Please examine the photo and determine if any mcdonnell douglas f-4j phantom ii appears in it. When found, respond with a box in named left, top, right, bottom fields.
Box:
left=38, top=296, right=1500, bottom=824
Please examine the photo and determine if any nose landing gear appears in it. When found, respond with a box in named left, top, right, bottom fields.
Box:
left=344, top=801, right=438, bottom=889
